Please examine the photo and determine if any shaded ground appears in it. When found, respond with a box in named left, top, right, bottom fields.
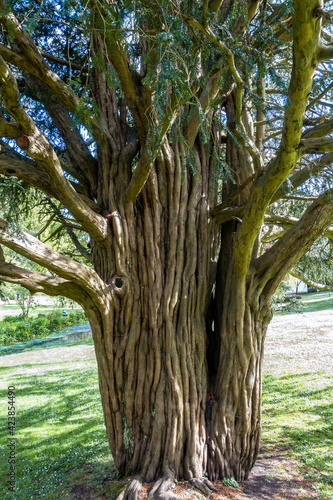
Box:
left=1, top=309, right=331, bottom=499
left=70, top=445, right=318, bottom=500
left=133, top=445, right=317, bottom=500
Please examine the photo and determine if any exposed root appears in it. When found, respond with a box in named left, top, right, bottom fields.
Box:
left=147, top=471, right=177, bottom=500
left=116, top=474, right=218, bottom=499
left=117, top=476, right=143, bottom=500
left=189, top=477, right=218, bottom=497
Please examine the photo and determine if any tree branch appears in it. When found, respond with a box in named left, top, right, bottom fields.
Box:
left=91, top=2, right=152, bottom=144
left=299, top=137, right=333, bottom=154
left=0, top=220, right=106, bottom=303
left=231, top=0, right=323, bottom=276
left=289, top=267, right=333, bottom=291
left=271, top=152, right=333, bottom=203
left=306, top=81, right=333, bottom=110
left=301, top=118, right=333, bottom=138
left=318, top=41, right=333, bottom=62
left=251, top=190, right=333, bottom=297
left=122, top=148, right=154, bottom=204
left=0, top=118, right=23, bottom=138
left=40, top=50, right=88, bottom=72
left=0, top=55, right=108, bottom=243
left=25, top=75, right=98, bottom=195
left=212, top=151, right=333, bottom=224
left=45, top=198, right=93, bottom=263
left=184, top=69, right=225, bottom=145
left=264, top=213, right=333, bottom=239
left=178, top=12, right=244, bottom=125
left=0, top=146, right=59, bottom=198
left=0, top=10, right=104, bottom=144
left=0, top=261, right=89, bottom=302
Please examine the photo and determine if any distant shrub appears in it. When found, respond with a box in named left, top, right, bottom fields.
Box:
left=2, top=314, right=26, bottom=323
left=272, top=282, right=304, bottom=313
left=0, top=310, right=87, bottom=346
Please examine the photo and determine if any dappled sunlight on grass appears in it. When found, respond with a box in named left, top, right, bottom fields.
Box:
left=0, top=314, right=332, bottom=499
left=263, top=372, right=333, bottom=499
left=0, top=357, right=113, bottom=499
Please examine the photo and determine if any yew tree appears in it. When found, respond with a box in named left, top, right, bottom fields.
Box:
left=1, top=0, right=333, bottom=497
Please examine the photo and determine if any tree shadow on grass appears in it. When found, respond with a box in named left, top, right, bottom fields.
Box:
left=0, top=365, right=115, bottom=500
left=263, top=372, right=333, bottom=494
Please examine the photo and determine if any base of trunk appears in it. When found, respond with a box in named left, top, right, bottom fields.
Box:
left=117, top=474, right=219, bottom=500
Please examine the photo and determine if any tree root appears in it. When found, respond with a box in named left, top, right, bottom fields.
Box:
left=116, top=474, right=218, bottom=500
left=189, top=477, right=218, bottom=497
left=147, top=470, right=177, bottom=500
left=117, top=477, right=143, bottom=500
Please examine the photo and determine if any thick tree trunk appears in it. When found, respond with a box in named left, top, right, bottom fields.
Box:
left=204, top=91, right=272, bottom=482
left=83, top=88, right=277, bottom=492
left=207, top=265, right=272, bottom=481
left=88, top=138, right=220, bottom=483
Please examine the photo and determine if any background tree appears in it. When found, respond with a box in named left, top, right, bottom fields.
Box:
left=0, top=0, right=333, bottom=498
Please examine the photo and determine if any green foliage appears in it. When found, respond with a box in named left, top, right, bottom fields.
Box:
left=272, top=281, right=304, bottom=314
left=296, top=239, right=333, bottom=290
left=222, top=477, right=239, bottom=488
left=0, top=310, right=87, bottom=346
left=0, top=176, right=40, bottom=228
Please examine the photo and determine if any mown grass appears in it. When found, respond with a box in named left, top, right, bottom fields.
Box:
left=0, top=304, right=82, bottom=320
left=300, top=292, right=333, bottom=313
left=262, top=372, right=333, bottom=499
left=276, top=291, right=333, bottom=315
left=0, top=342, right=115, bottom=500
left=1, top=314, right=332, bottom=498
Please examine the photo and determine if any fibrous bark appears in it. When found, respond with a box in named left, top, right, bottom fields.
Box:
left=91, top=138, right=219, bottom=482
left=0, top=2, right=333, bottom=499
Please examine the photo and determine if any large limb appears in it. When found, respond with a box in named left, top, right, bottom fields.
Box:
left=91, top=2, right=174, bottom=204
left=250, top=190, right=333, bottom=301
left=301, top=118, right=333, bottom=138
left=24, top=76, right=98, bottom=195
left=262, top=213, right=333, bottom=245
left=0, top=251, right=101, bottom=322
left=0, top=146, right=58, bottom=199
left=0, top=55, right=107, bottom=243
left=264, top=213, right=333, bottom=238
left=91, top=1, right=152, bottom=144
left=0, top=260, right=88, bottom=303
left=271, top=152, right=333, bottom=203
left=0, top=7, right=104, bottom=145
left=212, top=151, right=333, bottom=224
left=0, top=115, right=23, bottom=137
left=299, top=137, right=333, bottom=153
left=0, top=219, right=107, bottom=306
left=232, top=0, right=323, bottom=276
left=0, top=144, right=97, bottom=211
left=289, top=268, right=333, bottom=291
left=213, top=130, right=333, bottom=223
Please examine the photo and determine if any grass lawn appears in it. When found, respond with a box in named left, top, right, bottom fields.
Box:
left=0, top=304, right=83, bottom=321
left=300, top=292, right=333, bottom=313
left=0, top=337, right=117, bottom=500
left=276, top=291, right=333, bottom=315
left=0, top=305, right=332, bottom=499
left=262, top=372, right=333, bottom=499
